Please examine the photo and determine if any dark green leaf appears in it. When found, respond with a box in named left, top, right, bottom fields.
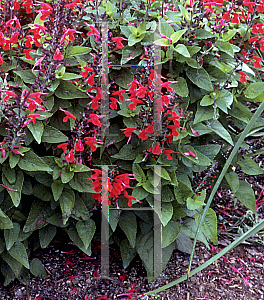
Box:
left=76, top=219, right=96, bottom=249
left=18, top=150, right=52, bottom=172
left=69, top=173, right=93, bottom=192
left=42, top=126, right=68, bottom=143
left=187, top=68, right=213, bottom=92
left=4, top=223, right=20, bottom=251
left=30, top=258, right=47, bottom=278
left=235, top=181, right=257, bottom=214
left=8, top=242, right=29, bottom=269
left=162, top=222, right=181, bottom=248
left=39, top=225, right=57, bottom=248
left=237, top=156, right=264, bottom=175
left=59, top=189, right=75, bottom=224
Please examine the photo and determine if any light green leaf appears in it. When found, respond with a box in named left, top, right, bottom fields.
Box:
left=195, top=208, right=218, bottom=244
left=244, top=82, right=264, bottom=99
left=187, top=68, right=213, bottom=92
left=132, top=163, right=146, bottom=184
left=171, top=29, right=187, bottom=44
left=209, top=120, right=234, bottom=146
left=225, top=171, right=239, bottom=193
left=69, top=173, right=93, bottom=192
left=61, top=168, right=74, bottom=183
left=237, top=156, right=264, bottom=176
left=235, top=181, right=257, bottom=214
left=131, top=186, right=149, bottom=201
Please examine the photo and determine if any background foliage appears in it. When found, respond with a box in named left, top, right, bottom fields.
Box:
left=0, top=0, right=264, bottom=284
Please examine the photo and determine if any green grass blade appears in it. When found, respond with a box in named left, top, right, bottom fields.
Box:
left=143, top=218, right=264, bottom=296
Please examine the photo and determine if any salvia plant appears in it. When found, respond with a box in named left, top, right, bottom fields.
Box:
left=0, top=0, right=264, bottom=289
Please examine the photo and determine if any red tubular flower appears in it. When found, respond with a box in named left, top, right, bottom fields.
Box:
left=80, top=66, right=94, bottom=77
left=60, top=29, right=78, bottom=44
left=75, top=139, right=84, bottom=151
left=112, top=37, right=126, bottom=49
left=55, top=143, right=68, bottom=154
left=238, top=71, right=247, bottom=83
left=112, top=90, right=127, bottom=101
left=252, top=56, right=263, bottom=68
left=23, top=49, right=34, bottom=59
left=84, top=137, right=97, bottom=151
left=59, top=108, right=76, bottom=122
left=231, top=13, right=240, bottom=24
left=110, top=97, right=119, bottom=110
left=243, top=1, right=256, bottom=13
left=88, top=114, right=101, bottom=126
left=138, top=129, right=149, bottom=140
left=223, top=11, right=230, bottom=21
left=53, top=48, right=63, bottom=60
left=27, top=114, right=42, bottom=124
left=85, top=73, right=96, bottom=86
left=86, top=25, right=100, bottom=37
left=152, top=142, right=161, bottom=155
left=66, top=149, right=75, bottom=162
left=0, top=54, right=3, bottom=65
left=128, top=98, right=143, bottom=109
left=252, top=24, right=264, bottom=34
left=163, top=150, right=174, bottom=160
left=36, top=2, right=53, bottom=21
left=2, top=90, right=17, bottom=102
left=29, top=92, right=45, bottom=104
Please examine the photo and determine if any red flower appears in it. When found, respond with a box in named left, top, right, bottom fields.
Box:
left=60, top=29, right=78, bottom=44
left=2, top=90, right=17, bottom=102
left=223, top=11, right=230, bottom=21
left=0, top=54, right=3, bottom=65
left=80, top=66, right=94, bottom=77
left=152, top=142, right=161, bottom=155
left=86, top=26, right=100, bottom=37
left=128, top=98, right=143, bottom=109
left=163, top=150, right=174, bottom=160
left=138, top=129, right=149, bottom=140
left=252, top=56, right=263, bottom=68
left=88, top=114, right=101, bottom=126
left=75, top=139, right=84, bottom=151
left=85, top=73, right=96, bottom=86
left=60, top=108, right=76, bottom=122
left=25, top=35, right=34, bottom=48
left=112, top=37, right=126, bottom=49
left=23, top=49, right=34, bottom=59
left=252, top=24, right=264, bottom=34
left=55, top=143, right=68, bottom=154
left=111, top=90, right=126, bottom=101
left=27, top=114, right=42, bottom=124
left=53, top=48, right=63, bottom=60
left=84, top=137, right=97, bottom=151
left=122, top=127, right=136, bottom=137
left=66, top=149, right=75, bottom=162
left=231, top=13, right=240, bottom=24
left=36, top=2, right=53, bottom=21
left=110, top=97, right=119, bottom=110
left=29, top=92, right=45, bottom=104
left=238, top=71, right=247, bottom=83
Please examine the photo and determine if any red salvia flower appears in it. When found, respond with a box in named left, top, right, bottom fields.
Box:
left=80, top=66, right=94, bottom=77
left=252, top=56, right=263, bottom=68
left=112, top=37, right=127, bottom=49
left=55, top=143, right=68, bottom=154
left=60, top=108, right=76, bottom=122
left=66, top=149, right=75, bottom=162
left=75, top=139, right=84, bottom=151
left=88, top=114, right=101, bottom=126
left=84, top=137, right=97, bottom=151
left=152, top=142, right=161, bottom=155
left=53, top=48, right=63, bottom=60
left=163, top=150, right=174, bottom=160
left=23, top=49, right=34, bottom=59
left=238, top=71, right=247, bottom=83
left=231, top=13, right=240, bottom=24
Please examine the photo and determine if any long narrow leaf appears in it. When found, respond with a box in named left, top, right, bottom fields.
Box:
left=143, top=218, right=264, bottom=297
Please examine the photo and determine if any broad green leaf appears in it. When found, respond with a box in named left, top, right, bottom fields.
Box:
left=30, top=258, right=47, bottom=278
left=69, top=173, right=93, bottom=192
left=66, top=46, right=91, bottom=57
left=132, top=163, right=146, bottom=184
left=119, top=211, right=137, bottom=248
left=235, top=181, right=257, bottom=214
left=193, top=104, right=214, bottom=124
left=109, top=210, right=119, bottom=232
left=67, top=227, right=91, bottom=256
left=237, top=156, right=264, bottom=176
left=174, top=182, right=193, bottom=204
left=112, top=144, right=137, bottom=160
left=171, top=77, right=189, bottom=97
left=244, top=82, right=264, bottom=99
left=225, top=171, right=239, bottom=193
left=76, top=219, right=96, bottom=249
left=55, top=80, right=89, bottom=99
left=161, top=186, right=174, bottom=202
left=2, top=165, right=16, bottom=184
left=175, top=231, right=193, bottom=254
left=61, top=73, right=82, bottom=80
left=60, top=189, right=75, bottom=225
left=1, top=252, right=23, bottom=277
left=27, top=121, right=44, bottom=144
left=33, top=184, right=52, bottom=202
left=195, top=28, right=214, bottom=39
left=14, top=70, right=36, bottom=84
left=104, top=124, right=125, bottom=146
left=186, top=189, right=206, bottom=211
left=61, top=168, right=74, bottom=183
left=9, top=152, right=20, bottom=169
left=18, top=150, right=52, bottom=172
left=72, top=194, right=91, bottom=221
left=162, top=222, right=181, bottom=248
left=8, top=242, right=29, bottom=269
left=42, top=126, right=68, bottom=143
left=217, top=41, right=234, bottom=57
left=193, top=144, right=221, bottom=161
left=171, top=29, right=187, bottom=44
left=131, top=186, right=149, bottom=201
left=187, top=68, right=213, bottom=92
left=209, top=120, right=234, bottom=146
left=4, top=223, right=20, bottom=251
left=39, top=225, right=57, bottom=248
left=146, top=196, right=173, bottom=226
left=175, top=44, right=190, bottom=57
left=195, top=208, right=218, bottom=244
left=0, top=216, right=14, bottom=229
left=200, top=95, right=214, bottom=106
left=23, top=200, right=53, bottom=232
left=154, top=167, right=171, bottom=181
left=115, top=68, right=134, bottom=89
left=120, top=239, right=136, bottom=269
left=51, top=181, right=64, bottom=201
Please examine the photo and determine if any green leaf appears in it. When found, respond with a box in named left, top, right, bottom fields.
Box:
left=23, top=200, right=53, bottom=232
left=162, top=222, right=181, bottom=248
left=0, top=216, right=14, bottom=229
left=132, top=163, right=146, bottom=184
left=39, top=225, right=57, bottom=248
left=186, top=189, right=206, bottom=210
left=1, top=252, right=23, bottom=277
left=104, top=124, right=125, bottom=146
left=171, top=77, right=189, bottom=97
left=195, top=28, right=214, bottom=39
left=146, top=197, right=173, bottom=227
left=2, top=169, right=24, bottom=207
left=59, top=189, right=75, bottom=225
left=18, top=150, right=52, bottom=172
left=61, top=168, right=74, bottom=183
left=174, top=182, right=193, bottom=204
left=193, top=104, right=214, bottom=124
left=112, top=144, right=137, bottom=160
left=76, top=219, right=96, bottom=249
left=27, top=121, right=44, bottom=144
left=33, top=184, right=52, bottom=202
left=131, top=186, right=149, bottom=201
left=2, top=165, right=16, bottom=184
left=55, top=80, right=89, bottom=99
left=195, top=208, right=218, bottom=244
left=162, top=186, right=174, bottom=202
left=8, top=242, right=29, bottom=269
left=115, top=69, right=134, bottom=89
left=200, top=95, right=214, bottom=106
left=14, top=70, right=36, bottom=84
left=9, top=152, right=20, bottom=169
left=61, top=73, right=82, bottom=80
left=209, top=120, right=234, bottom=146
left=30, top=258, right=47, bottom=278
left=4, top=223, right=20, bottom=251
left=136, top=231, right=154, bottom=276
left=154, top=167, right=171, bottom=181
left=120, top=239, right=136, bottom=269
left=42, top=126, right=68, bottom=143
left=186, top=68, right=213, bottom=92
left=235, top=181, right=257, bottom=214
left=171, top=29, right=187, bottom=44
left=217, top=41, right=234, bottom=57
left=244, top=82, right=264, bottom=99
left=66, top=46, right=91, bottom=57
left=69, top=173, right=93, bottom=192
left=175, top=231, right=193, bottom=254
left=51, top=181, right=64, bottom=201
left=174, top=44, right=190, bottom=57
left=237, top=156, right=264, bottom=176
left=119, top=211, right=137, bottom=248
left=67, top=227, right=91, bottom=256
left=72, top=194, right=90, bottom=221
left=225, top=171, right=239, bottom=193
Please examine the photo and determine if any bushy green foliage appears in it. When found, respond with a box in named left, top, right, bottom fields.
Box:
left=0, top=0, right=264, bottom=284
